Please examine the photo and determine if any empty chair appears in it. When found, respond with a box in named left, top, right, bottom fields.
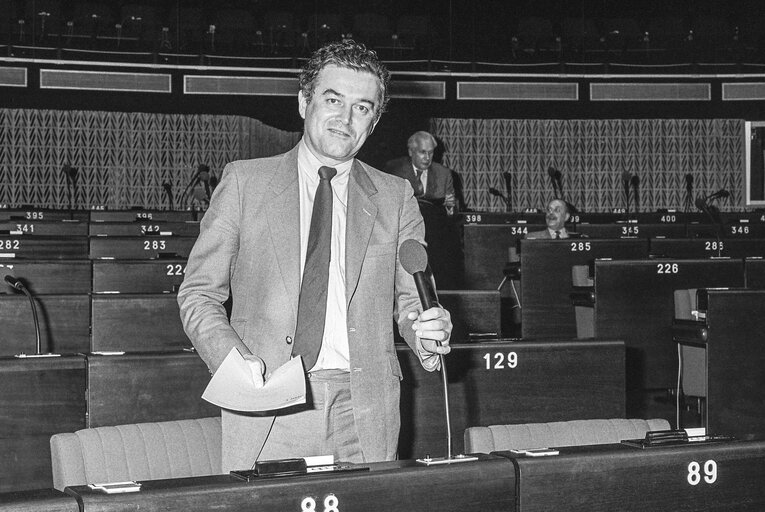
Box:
left=118, top=3, right=165, bottom=49
left=23, top=0, right=63, bottom=44
left=561, top=16, right=600, bottom=52
left=50, top=417, right=222, bottom=491
left=464, top=418, right=671, bottom=454
left=602, top=17, right=644, bottom=53
left=69, top=1, right=117, bottom=42
left=168, top=6, right=208, bottom=53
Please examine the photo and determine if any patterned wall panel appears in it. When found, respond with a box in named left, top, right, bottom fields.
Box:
left=0, top=109, right=301, bottom=209
left=431, top=118, right=744, bottom=213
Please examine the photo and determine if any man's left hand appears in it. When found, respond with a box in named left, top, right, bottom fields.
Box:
left=408, top=307, right=452, bottom=355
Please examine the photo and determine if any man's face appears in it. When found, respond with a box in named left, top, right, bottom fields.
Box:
left=545, top=200, right=569, bottom=231
left=408, top=138, right=436, bottom=171
left=298, top=64, right=381, bottom=166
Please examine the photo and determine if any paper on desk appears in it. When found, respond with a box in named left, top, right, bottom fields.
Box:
left=202, top=348, right=306, bottom=412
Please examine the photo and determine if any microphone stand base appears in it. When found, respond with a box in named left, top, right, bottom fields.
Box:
left=416, top=454, right=479, bottom=466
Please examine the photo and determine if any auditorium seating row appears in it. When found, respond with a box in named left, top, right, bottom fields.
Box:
left=0, top=339, right=626, bottom=492
left=4, top=436, right=765, bottom=511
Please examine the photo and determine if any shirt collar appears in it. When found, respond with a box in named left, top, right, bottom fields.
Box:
left=298, top=138, right=353, bottom=182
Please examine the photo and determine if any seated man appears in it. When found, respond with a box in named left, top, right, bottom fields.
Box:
left=526, top=199, right=579, bottom=239
left=384, top=131, right=457, bottom=214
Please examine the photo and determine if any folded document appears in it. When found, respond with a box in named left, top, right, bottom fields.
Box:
left=202, top=348, right=306, bottom=412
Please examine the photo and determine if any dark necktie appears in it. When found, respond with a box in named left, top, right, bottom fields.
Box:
left=413, top=169, right=424, bottom=197
left=293, top=166, right=336, bottom=371
left=555, top=230, right=561, bottom=239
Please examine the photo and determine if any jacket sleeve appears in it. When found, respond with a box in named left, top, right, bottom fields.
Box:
left=177, top=163, right=252, bottom=374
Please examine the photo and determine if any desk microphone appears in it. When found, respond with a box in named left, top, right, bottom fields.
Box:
left=4, top=275, right=56, bottom=357
left=399, top=239, right=476, bottom=466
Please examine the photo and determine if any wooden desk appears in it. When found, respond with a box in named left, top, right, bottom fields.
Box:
left=496, top=440, right=765, bottom=511
left=92, top=260, right=186, bottom=293
left=89, top=236, right=197, bottom=260
left=65, top=456, right=515, bottom=512
left=0, top=295, right=90, bottom=356
left=437, top=289, right=501, bottom=341
left=397, top=340, right=625, bottom=459
left=87, top=352, right=217, bottom=427
left=0, top=356, right=86, bottom=492
left=520, top=238, right=648, bottom=338
left=0, top=260, right=91, bottom=295
left=91, top=294, right=190, bottom=352
left=591, top=259, right=744, bottom=394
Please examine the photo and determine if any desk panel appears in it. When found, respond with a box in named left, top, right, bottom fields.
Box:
left=0, top=489, right=78, bottom=512
left=89, top=222, right=200, bottom=237
left=576, top=223, right=689, bottom=238
left=437, top=290, right=501, bottom=341
left=0, top=260, right=91, bottom=295
left=499, top=440, right=765, bottom=512
left=397, top=340, right=625, bottom=459
left=593, top=259, right=744, bottom=393
left=0, top=236, right=89, bottom=259
left=67, top=456, right=515, bottom=512
left=93, top=260, right=186, bottom=293
left=87, top=352, right=217, bottom=427
left=90, top=210, right=200, bottom=223
left=520, top=239, right=649, bottom=338
left=462, top=223, right=544, bottom=289
left=0, top=295, right=90, bottom=356
left=0, top=221, right=88, bottom=236
left=744, top=257, right=765, bottom=288
left=702, top=290, right=765, bottom=440
left=0, top=209, right=89, bottom=222
left=91, top=295, right=190, bottom=352
left=0, top=356, right=86, bottom=492
left=649, top=238, right=765, bottom=258
left=89, top=237, right=197, bottom=260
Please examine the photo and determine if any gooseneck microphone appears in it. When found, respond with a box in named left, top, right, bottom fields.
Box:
left=400, top=240, right=476, bottom=466
left=4, top=275, right=42, bottom=356
left=162, top=182, right=174, bottom=210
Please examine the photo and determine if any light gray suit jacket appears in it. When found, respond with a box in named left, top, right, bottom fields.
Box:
left=177, top=145, right=430, bottom=471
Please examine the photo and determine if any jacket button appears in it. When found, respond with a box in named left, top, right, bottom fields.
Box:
left=285, top=336, right=293, bottom=344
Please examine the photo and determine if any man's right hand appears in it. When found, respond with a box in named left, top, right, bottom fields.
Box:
left=243, top=354, right=265, bottom=388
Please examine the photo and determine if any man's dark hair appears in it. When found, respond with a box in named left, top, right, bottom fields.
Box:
left=298, top=39, right=391, bottom=121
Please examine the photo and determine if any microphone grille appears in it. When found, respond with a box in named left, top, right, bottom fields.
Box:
left=399, top=239, right=428, bottom=275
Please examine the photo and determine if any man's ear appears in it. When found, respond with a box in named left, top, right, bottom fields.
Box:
left=565, top=212, right=571, bottom=223
left=298, top=91, right=307, bottom=119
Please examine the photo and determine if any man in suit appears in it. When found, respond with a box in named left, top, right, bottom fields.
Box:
left=384, top=131, right=457, bottom=213
left=526, top=198, right=576, bottom=239
left=177, top=40, right=452, bottom=472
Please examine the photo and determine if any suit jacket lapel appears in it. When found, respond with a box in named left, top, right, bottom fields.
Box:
left=266, top=147, right=301, bottom=315
left=345, top=160, right=378, bottom=309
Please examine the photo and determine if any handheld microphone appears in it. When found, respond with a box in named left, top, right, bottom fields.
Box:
left=399, top=239, right=439, bottom=310
left=4, top=275, right=43, bottom=356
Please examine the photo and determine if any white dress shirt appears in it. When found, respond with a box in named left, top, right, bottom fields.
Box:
left=297, top=139, right=351, bottom=371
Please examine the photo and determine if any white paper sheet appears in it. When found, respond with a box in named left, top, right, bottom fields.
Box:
left=202, top=348, right=306, bottom=412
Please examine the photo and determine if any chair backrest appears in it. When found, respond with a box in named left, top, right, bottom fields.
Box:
left=464, top=418, right=671, bottom=454
left=50, top=417, right=221, bottom=491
